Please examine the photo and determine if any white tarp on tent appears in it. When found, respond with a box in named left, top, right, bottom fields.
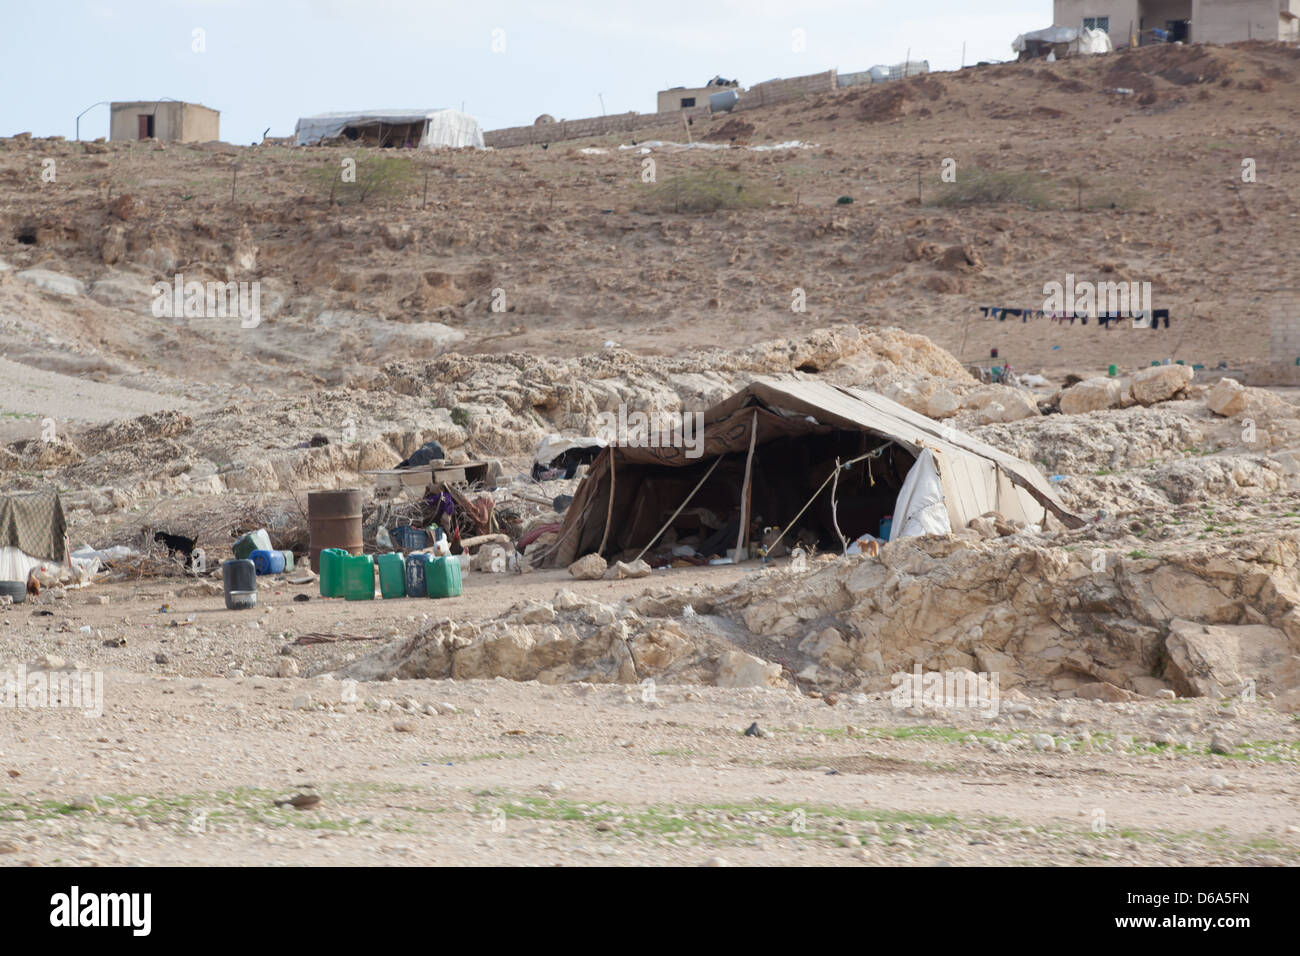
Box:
left=1012, top=26, right=1113, bottom=55
left=293, top=109, right=484, bottom=149
left=889, top=448, right=952, bottom=541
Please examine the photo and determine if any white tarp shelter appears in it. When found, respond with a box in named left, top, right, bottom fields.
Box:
left=1012, top=26, right=1113, bottom=56
left=293, top=109, right=484, bottom=149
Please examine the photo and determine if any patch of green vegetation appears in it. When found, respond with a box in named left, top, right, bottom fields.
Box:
left=928, top=168, right=1053, bottom=209
left=303, top=154, right=419, bottom=206
left=642, top=168, right=781, bottom=214
left=1128, top=549, right=1152, bottom=559
left=450, top=406, right=471, bottom=428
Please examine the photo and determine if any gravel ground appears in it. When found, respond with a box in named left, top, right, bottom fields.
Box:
left=1, top=575, right=1297, bottom=867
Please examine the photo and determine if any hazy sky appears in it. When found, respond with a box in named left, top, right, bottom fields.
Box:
left=5, top=0, right=1046, bottom=143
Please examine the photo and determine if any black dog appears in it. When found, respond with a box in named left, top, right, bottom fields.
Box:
left=154, top=531, right=198, bottom=568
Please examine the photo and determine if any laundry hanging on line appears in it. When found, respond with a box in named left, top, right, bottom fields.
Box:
left=979, top=307, right=1171, bottom=328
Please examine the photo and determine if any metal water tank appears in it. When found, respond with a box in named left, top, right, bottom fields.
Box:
left=709, top=89, right=739, bottom=113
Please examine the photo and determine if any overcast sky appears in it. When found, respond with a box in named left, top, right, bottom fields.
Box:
left=6, top=0, right=1046, bottom=143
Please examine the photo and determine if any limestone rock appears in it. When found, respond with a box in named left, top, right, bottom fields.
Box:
left=1059, top=377, right=1123, bottom=415
left=715, top=650, right=784, bottom=688
left=568, top=553, right=607, bottom=580
left=1130, top=363, right=1193, bottom=406
left=613, top=559, right=652, bottom=579
left=1205, top=377, right=1249, bottom=417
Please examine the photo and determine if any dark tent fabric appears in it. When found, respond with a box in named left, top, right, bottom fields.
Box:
left=0, top=488, right=67, bottom=561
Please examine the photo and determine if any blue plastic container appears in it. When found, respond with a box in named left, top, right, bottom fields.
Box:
left=878, top=516, right=893, bottom=541
left=404, top=553, right=431, bottom=597
left=390, top=526, right=429, bottom=552
left=250, top=549, right=286, bottom=575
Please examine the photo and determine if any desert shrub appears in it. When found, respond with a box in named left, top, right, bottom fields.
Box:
left=305, top=154, right=418, bottom=205
left=644, top=168, right=779, bottom=213
left=928, top=168, right=1052, bottom=209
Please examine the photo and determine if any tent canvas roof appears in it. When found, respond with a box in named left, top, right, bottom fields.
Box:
left=293, top=109, right=484, bottom=148
left=544, top=377, right=1080, bottom=566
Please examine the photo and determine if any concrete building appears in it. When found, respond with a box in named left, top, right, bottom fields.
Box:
left=1053, top=0, right=1299, bottom=46
left=109, top=101, right=220, bottom=143
left=656, top=77, right=739, bottom=112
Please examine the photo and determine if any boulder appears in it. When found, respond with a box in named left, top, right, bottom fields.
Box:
left=568, top=553, right=607, bottom=580
left=16, top=269, right=85, bottom=297
left=972, top=389, right=1039, bottom=424
left=1130, top=363, right=1193, bottom=406
left=924, top=389, right=962, bottom=420
left=1205, top=377, right=1249, bottom=417
left=715, top=650, right=784, bottom=688
left=1164, top=619, right=1247, bottom=697
left=1059, top=377, right=1123, bottom=415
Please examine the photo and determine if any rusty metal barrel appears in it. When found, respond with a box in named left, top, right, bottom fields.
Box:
left=308, top=489, right=365, bottom=572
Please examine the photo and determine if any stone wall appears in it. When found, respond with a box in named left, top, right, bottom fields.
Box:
left=483, top=69, right=837, bottom=149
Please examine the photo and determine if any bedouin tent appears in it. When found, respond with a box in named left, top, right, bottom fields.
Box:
left=293, top=109, right=484, bottom=149
left=543, top=377, right=1081, bottom=567
left=1012, top=26, right=1113, bottom=60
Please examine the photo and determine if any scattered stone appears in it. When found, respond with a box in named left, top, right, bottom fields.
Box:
left=276, top=658, right=300, bottom=679
left=1209, top=734, right=1233, bottom=755
left=568, top=553, right=607, bottom=580
left=613, top=559, right=652, bottom=579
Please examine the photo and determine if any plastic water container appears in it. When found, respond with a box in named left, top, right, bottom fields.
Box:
left=376, top=552, right=406, bottom=599
left=222, top=559, right=257, bottom=610
left=389, top=526, right=429, bottom=552
left=233, top=529, right=273, bottom=561
left=879, top=515, right=894, bottom=541
left=340, top=554, right=375, bottom=600
left=404, top=553, right=431, bottom=597
left=279, top=550, right=295, bottom=571
left=319, top=548, right=348, bottom=597
left=425, top=555, right=462, bottom=599
left=250, top=549, right=286, bottom=575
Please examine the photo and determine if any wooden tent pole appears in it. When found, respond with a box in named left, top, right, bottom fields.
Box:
left=597, top=453, right=616, bottom=556
left=631, top=455, right=724, bottom=564
left=734, top=410, right=758, bottom=560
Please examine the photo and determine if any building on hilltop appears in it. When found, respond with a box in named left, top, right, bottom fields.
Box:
left=109, top=101, right=220, bottom=143
left=656, top=76, right=739, bottom=112
left=1054, top=0, right=1299, bottom=47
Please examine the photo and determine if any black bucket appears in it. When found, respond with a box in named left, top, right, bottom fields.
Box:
left=222, top=559, right=257, bottom=610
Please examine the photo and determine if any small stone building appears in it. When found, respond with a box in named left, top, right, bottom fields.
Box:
left=109, top=101, right=220, bottom=143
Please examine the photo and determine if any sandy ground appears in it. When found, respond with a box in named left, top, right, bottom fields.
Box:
left=0, top=356, right=189, bottom=441
left=1, top=571, right=1297, bottom=867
